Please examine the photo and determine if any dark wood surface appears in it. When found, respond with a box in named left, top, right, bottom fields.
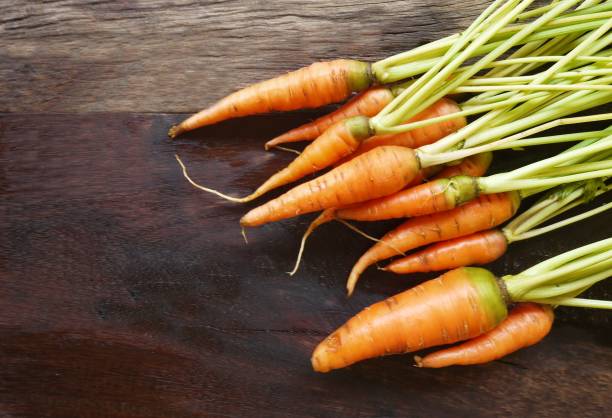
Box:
left=1, top=1, right=610, bottom=417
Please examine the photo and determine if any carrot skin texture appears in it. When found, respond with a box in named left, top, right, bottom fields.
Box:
left=416, top=303, right=554, bottom=368
left=336, top=175, right=478, bottom=221
left=265, top=87, right=393, bottom=149
left=335, top=152, right=492, bottom=222
left=312, top=267, right=508, bottom=372
left=244, top=116, right=371, bottom=201
left=346, top=192, right=521, bottom=295
left=169, top=60, right=372, bottom=138
left=240, top=146, right=420, bottom=227
left=386, top=229, right=508, bottom=274
left=433, top=151, right=493, bottom=180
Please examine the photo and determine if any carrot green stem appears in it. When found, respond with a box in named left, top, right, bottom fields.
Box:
left=516, top=237, right=612, bottom=276
left=504, top=181, right=610, bottom=241
left=417, top=113, right=612, bottom=168
left=519, top=259, right=612, bottom=299
left=504, top=245, right=612, bottom=299
left=532, top=297, right=612, bottom=309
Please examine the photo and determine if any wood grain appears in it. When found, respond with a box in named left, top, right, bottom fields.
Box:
left=0, top=112, right=610, bottom=418
left=0, top=0, right=491, bottom=113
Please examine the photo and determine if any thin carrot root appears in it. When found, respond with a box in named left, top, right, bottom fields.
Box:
left=312, top=267, right=508, bottom=372
left=416, top=303, right=554, bottom=368
left=175, top=154, right=251, bottom=202
left=289, top=209, right=337, bottom=276
left=265, top=87, right=394, bottom=149
left=170, top=59, right=372, bottom=138
left=273, top=145, right=302, bottom=155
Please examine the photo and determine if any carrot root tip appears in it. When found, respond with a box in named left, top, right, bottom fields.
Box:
left=241, top=227, right=249, bottom=244
left=168, top=124, right=184, bottom=139
left=413, top=356, right=424, bottom=368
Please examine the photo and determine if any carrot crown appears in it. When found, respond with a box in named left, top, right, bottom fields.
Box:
left=464, top=267, right=508, bottom=326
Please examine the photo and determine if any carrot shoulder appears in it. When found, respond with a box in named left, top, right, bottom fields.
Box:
left=346, top=192, right=521, bottom=295
left=169, top=59, right=372, bottom=138
left=385, top=229, right=508, bottom=274
left=416, top=303, right=554, bottom=368
left=265, top=87, right=394, bottom=149
left=240, top=146, right=420, bottom=227
left=312, top=267, right=508, bottom=372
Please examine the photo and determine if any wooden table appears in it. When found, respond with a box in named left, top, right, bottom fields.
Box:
left=1, top=1, right=610, bottom=417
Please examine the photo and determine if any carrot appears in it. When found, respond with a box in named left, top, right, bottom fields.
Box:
left=240, top=146, right=420, bottom=227
left=169, top=60, right=372, bottom=138
left=335, top=152, right=492, bottom=222
left=432, top=151, right=493, bottom=179
left=346, top=192, right=520, bottom=295
left=385, top=229, right=508, bottom=274
left=415, top=303, right=554, bottom=368
left=312, top=267, right=508, bottom=372
left=264, top=87, right=394, bottom=150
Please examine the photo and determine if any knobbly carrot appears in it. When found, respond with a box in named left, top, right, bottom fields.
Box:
left=264, top=87, right=394, bottom=149
left=312, top=267, right=508, bottom=372
left=385, top=229, right=508, bottom=274
left=415, top=303, right=554, bottom=368
left=240, top=146, right=420, bottom=227
left=335, top=152, right=492, bottom=222
left=169, top=60, right=372, bottom=138
left=346, top=192, right=520, bottom=295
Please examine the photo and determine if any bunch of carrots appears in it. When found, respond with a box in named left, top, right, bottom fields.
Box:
left=170, top=0, right=611, bottom=371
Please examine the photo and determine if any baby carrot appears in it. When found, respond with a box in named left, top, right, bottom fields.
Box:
left=312, top=267, right=508, bottom=372
left=415, top=303, right=554, bottom=368
left=240, top=146, right=420, bottom=227
left=264, top=87, right=394, bottom=149
left=385, top=229, right=508, bottom=274
left=169, top=60, right=372, bottom=138
left=346, top=192, right=520, bottom=295
left=335, top=152, right=492, bottom=221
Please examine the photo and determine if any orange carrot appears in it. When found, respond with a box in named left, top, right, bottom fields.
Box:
left=415, top=303, right=554, bottom=368
left=346, top=192, right=520, bottom=295
left=312, top=267, right=508, bottom=372
left=240, top=146, right=420, bottom=227
left=169, top=60, right=372, bottom=138
left=385, top=229, right=508, bottom=274
left=264, top=87, right=394, bottom=150
left=334, top=98, right=466, bottom=165
left=335, top=152, right=492, bottom=222
left=432, top=151, right=493, bottom=179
